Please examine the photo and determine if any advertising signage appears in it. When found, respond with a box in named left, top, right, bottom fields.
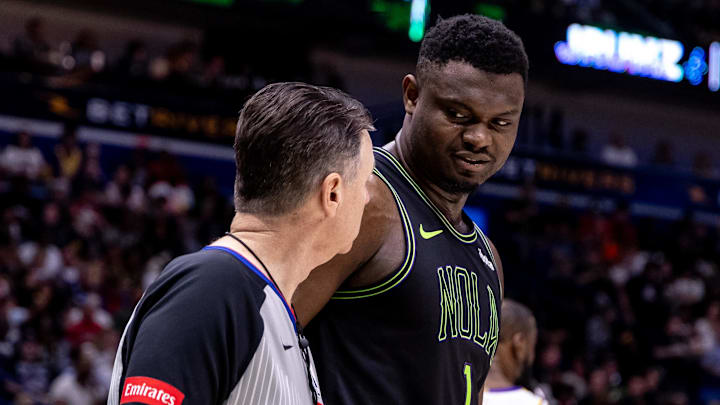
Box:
left=555, top=23, right=720, bottom=92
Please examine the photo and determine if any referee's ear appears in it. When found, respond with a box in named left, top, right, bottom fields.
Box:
left=320, top=172, right=343, bottom=218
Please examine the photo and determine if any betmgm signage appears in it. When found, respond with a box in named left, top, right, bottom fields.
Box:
left=554, top=23, right=720, bottom=92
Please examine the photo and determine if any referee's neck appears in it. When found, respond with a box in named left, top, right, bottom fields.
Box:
left=219, top=211, right=323, bottom=301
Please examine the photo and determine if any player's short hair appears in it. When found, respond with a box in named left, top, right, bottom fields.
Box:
left=233, top=82, right=374, bottom=216
left=499, top=299, right=536, bottom=342
left=417, top=14, right=529, bottom=84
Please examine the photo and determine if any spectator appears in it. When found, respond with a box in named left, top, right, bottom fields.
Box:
left=652, top=140, right=675, bottom=167
left=77, top=143, right=104, bottom=192
left=14, top=340, right=50, bottom=403
left=54, top=128, right=83, bottom=181
left=570, top=128, right=589, bottom=155
left=115, top=40, right=149, bottom=80
left=47, top=343, right=105, bottom=405
left=64, top=294, right=111, bottom=348
left=580, top=368, right=613, bottom=405
left=13, top=18, right=50, bottom=68
left=601, top=133, right=638, bottom=168
left=104, top=165, right=145, bottom=212
left=692, top=152, right=718, bottom=179
left=0, top=132, right=47, bottom=180
left=697, top=301, right=720, bottom=377
left=70, top=30, right=104, bottom=73
left=17, top=231, right=63, bottom=284
left=164, top=41, right=200, bottom=87
left=198, top=55, right=226, bottom=88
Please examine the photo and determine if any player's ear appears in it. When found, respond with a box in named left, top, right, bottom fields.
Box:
left=511, top=332, right=526, bottom=360
left=402, top=74, right=419, bottom=115
left=320, top=172, right=343, bottom=218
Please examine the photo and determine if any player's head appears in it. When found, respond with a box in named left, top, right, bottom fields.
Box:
left=401, top=15, right=528, bottom=193
left=494, top=299, right=537, bottom=384
left=234, top=82, right=375, bottom=255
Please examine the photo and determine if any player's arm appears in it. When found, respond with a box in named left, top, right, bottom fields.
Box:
left=488, top=239, right=505, bottom=299
left=118, top=268, right=260, bottom=405
left=478, top=387, right=484, bottom=404
left=293, top=174, right=393, bottom=326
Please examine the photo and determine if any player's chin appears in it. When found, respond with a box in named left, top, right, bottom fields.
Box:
left=450, top=171, right=488, bottom=191
left=458, top=170, right=493, bottom=188
left=438, top=178, right=481, bottom=194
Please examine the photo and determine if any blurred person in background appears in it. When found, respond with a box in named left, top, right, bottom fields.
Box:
left=483, top=299, right=549, bottom=405
left=692, top=152, right=719, bottom=179
left=651, top=140, right=675, bottom=168
left=14, top=339, right=51, bottom=404
left=115, top=40, right=149, bottom=81
left=0, top=131, right=47, bottom=181
left=70, top=30, right=105, bottom=74
left=13, top=18, right=50, bottom=70
left=103, top=165, right=146, bottom=213
left=48, top=343, right=105, bottom=405
left=108, top=82, right=375, bottom=405
left=65, top=293, right=112, bottom=348
left=54, top=127, right=83, bottom=181
left=601, top=133, right=638, bottom=168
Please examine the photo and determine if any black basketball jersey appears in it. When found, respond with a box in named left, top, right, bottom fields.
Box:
left=306, top=147, right=502, bottom=405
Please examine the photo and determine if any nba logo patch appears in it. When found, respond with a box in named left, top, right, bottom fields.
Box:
left=478, top=248, right=495, bottom=271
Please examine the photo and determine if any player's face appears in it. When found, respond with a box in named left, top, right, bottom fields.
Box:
left=336, top=131, right=374, bottom=254
left=403, top=61, right=524, bottom=194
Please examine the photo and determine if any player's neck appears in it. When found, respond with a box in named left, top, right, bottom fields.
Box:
left=389, top=138, right=469, bottom=229
left=484, top=366, right=515, bottom=390
left=219, top=213, right=318, bottom=302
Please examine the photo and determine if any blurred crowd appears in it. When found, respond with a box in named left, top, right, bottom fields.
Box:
left=495, top=187, right=720, bottom=405
left=1, top=124, right=719, bottom=405
left=2, top=17, right=312, bottom=96
left=0, top=128, right=233, bottom=405
left=516, top=106, right=720, bottom=178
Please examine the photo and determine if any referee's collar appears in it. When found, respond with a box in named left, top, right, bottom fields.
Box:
left=202, top=246, right=298, bottom=332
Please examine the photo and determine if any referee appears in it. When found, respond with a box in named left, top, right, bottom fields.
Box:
left=107, top=82, right=375, bottom=405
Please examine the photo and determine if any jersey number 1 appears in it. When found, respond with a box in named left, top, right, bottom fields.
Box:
left=463, top=363, right=472, bottom=405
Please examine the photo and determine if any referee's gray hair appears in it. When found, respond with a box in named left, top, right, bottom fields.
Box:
left=233, top=82, right=374, bottom=216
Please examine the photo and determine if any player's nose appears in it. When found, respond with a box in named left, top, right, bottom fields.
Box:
left=461, top=125, right=492, bottom=152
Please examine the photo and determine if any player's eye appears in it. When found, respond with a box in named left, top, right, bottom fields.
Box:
left=493, top=119, right=512, bottom=127
left=447, top=109, right=468, bottom=120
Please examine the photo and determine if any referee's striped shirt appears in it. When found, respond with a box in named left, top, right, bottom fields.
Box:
left=107, top=247, right=323, bottom=405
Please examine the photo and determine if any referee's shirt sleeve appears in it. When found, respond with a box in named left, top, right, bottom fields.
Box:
left=119, top=256, right=264, bottom=405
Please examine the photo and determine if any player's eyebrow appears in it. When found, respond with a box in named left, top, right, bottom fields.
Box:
left=438, top=96, right=521, bottom=117
left=436, top=96, right=471, bottom=110
left=497, top=108, right=521, bottom=116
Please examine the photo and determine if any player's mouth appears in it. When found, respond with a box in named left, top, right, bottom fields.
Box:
left=452, top=153, right=492, bottom=171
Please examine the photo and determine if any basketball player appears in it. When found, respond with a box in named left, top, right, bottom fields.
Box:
left=108, top=82, right=375, bottom=405
left=293, top=15, right=528, bottom=404
left=483, top=299, right=548, bottom=405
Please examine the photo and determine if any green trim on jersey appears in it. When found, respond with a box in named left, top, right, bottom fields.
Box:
left=373, top=147, right=478, bottom=244
left=331, top=168, right=416, bottom=299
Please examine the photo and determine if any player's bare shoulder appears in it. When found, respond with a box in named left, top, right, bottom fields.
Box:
left=293, top=165, right=403, bottom=325
left=342, top=164, right=406, bottom=288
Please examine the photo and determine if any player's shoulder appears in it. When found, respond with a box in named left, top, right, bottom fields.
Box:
left=310, top=167, right=403, bottom=288
left=484, top=387, right=548, bottom=405
left=353, top=170, right=401, bottom=252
